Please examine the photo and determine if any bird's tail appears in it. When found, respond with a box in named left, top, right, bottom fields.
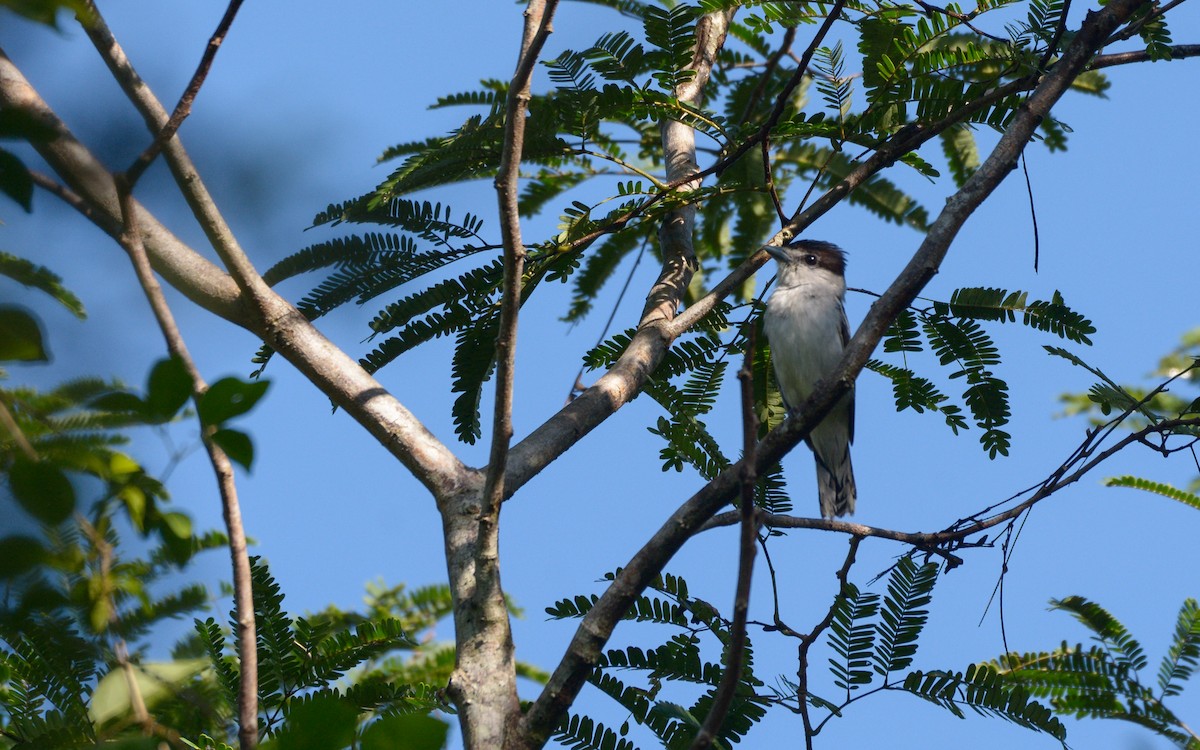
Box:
left=814, top=448, right=856, bottom=519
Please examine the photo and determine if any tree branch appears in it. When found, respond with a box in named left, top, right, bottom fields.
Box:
left=10, top=9, right=472, bottom=499
left=112, top=177, right=258, bottom=750
left=484, top=0, right=559, bottom=525
left=0, top=48, right=246, bottom=324
left=122, top=0, right=246, bottom=185
left=1090, top=43, right=1200, bottom=67
left=689, top=339, right=761, bottom=750
left=518, top=0, right=1154, bottom=741
left=445, top=2, right=560, bottom=748
left=705, top=416, right=1200, bottom=550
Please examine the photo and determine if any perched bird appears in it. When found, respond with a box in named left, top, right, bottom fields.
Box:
left=762, top=239, right=856, bottom=518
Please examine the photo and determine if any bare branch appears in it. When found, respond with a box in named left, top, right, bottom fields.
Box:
left=446, top=3, right=561, bottom=748
left=1090, top=43, right=1200, bottom=67
left=689, top=338, right=761, bottom=750
left=799, top=537, right=861, bottom=746
left=123, top=0, right=246, bottom=185
left=0, top=48, right=246, bottom=324
left=113, top=176, right=259, bottom=750
left=708, top=416, right=1200, bottom=548
left=484, top=0, right=560, bottom=522
left=30, top=9, right=473, bottom=498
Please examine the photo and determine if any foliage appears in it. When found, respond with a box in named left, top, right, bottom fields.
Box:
left=547, top=571, right=768, bottom=749
left=1059, top=326, right=1200, bottom=491
left=986, top=596, right=1200, bottom=747
left=257, top=0, right=1112, bottom=461
left=3, top=0, right=1196, bottom=747
left=0, top=279, right=452, bottom=748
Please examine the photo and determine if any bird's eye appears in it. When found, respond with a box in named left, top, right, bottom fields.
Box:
left=802, top=254, right=819, bottom=266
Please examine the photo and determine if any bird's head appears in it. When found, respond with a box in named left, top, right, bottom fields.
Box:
left=764, top=239, right=847, bottom=290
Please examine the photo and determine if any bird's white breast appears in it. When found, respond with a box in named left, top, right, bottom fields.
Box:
left=764, top=277, right=846, bottom=407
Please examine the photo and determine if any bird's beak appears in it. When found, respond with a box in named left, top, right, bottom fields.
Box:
left=763, top=244, right=788, bottom=263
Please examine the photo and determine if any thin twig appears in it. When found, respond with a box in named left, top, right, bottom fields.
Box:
left=690, top=333, right=761, bottom=750
left=913, top=0, right=1011, bottom=42
left=799, top=537, right=861, bottom=747
left=483, top=0, right=560, bottom=517
left=1020, top=151, right=1040, bottom=271
left=1038, top=0, right=1073, bottom=71
left=707, top=416, right=1200, bottom=548
left=736, top=26, right=797, bottom=125
left=123, top=0, right=246, bottom=185
left=113, top=176, right=259, bottom=750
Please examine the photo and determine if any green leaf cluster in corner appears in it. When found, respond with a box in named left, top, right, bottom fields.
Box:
left=983, top=595, right=1200, bottom=746
left=197, top=559, right=449, bottom=745
left=547, top=571, right=768, bottom=749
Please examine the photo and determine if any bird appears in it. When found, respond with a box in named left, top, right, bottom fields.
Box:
left=762, top=239, right=856, bottom=519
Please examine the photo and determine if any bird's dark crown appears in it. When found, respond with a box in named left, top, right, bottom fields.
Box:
left=772, top=239, right=846, bottom=277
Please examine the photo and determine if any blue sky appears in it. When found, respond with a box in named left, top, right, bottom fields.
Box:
left=3, top=2, right=1200, bottom=748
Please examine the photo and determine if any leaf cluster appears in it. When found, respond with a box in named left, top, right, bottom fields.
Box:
left=548, top=571, right=767, bottom=749
left=985, top=595, right=1200, bottom=746
left=873, top=287, right=1094, bottom=457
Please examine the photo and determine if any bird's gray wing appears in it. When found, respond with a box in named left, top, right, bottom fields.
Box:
left=839, top=302, right=854, bottom=445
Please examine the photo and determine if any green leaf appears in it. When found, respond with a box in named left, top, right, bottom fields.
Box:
left=269, top=693, right=358, bottom=750
left=0, top=0, right=91, bottom=27
left=145, top=356, right=192, bottom=421
left=0, top=251, right=86, bottom=317
left=160, top=511, right=193, bottom=540
left=0, top=305, right=47, bottom=361
left=1050, top=595, right=1147, bottom=672
left=0, top=149, right=33, bottom=211
left=828, top=583, right=881, bottom=691
left=9, top=456, right=75, bottom=525
left=90, top=659, right=209, bottom=727
left=212, top=428, right=255, bottom=471
left=1104, top=475, right=1200, bottom=511
left=360, top=714, right=449, bottom=750
left=874, top=557, right=938, bottom=676
left=89, top=391, right=147, bottom=414
left=197, top=377, right=269, bottom=426
left=1158, top=599, right=1200, bottom=697
left=0, top=535, right=46, bottom=578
